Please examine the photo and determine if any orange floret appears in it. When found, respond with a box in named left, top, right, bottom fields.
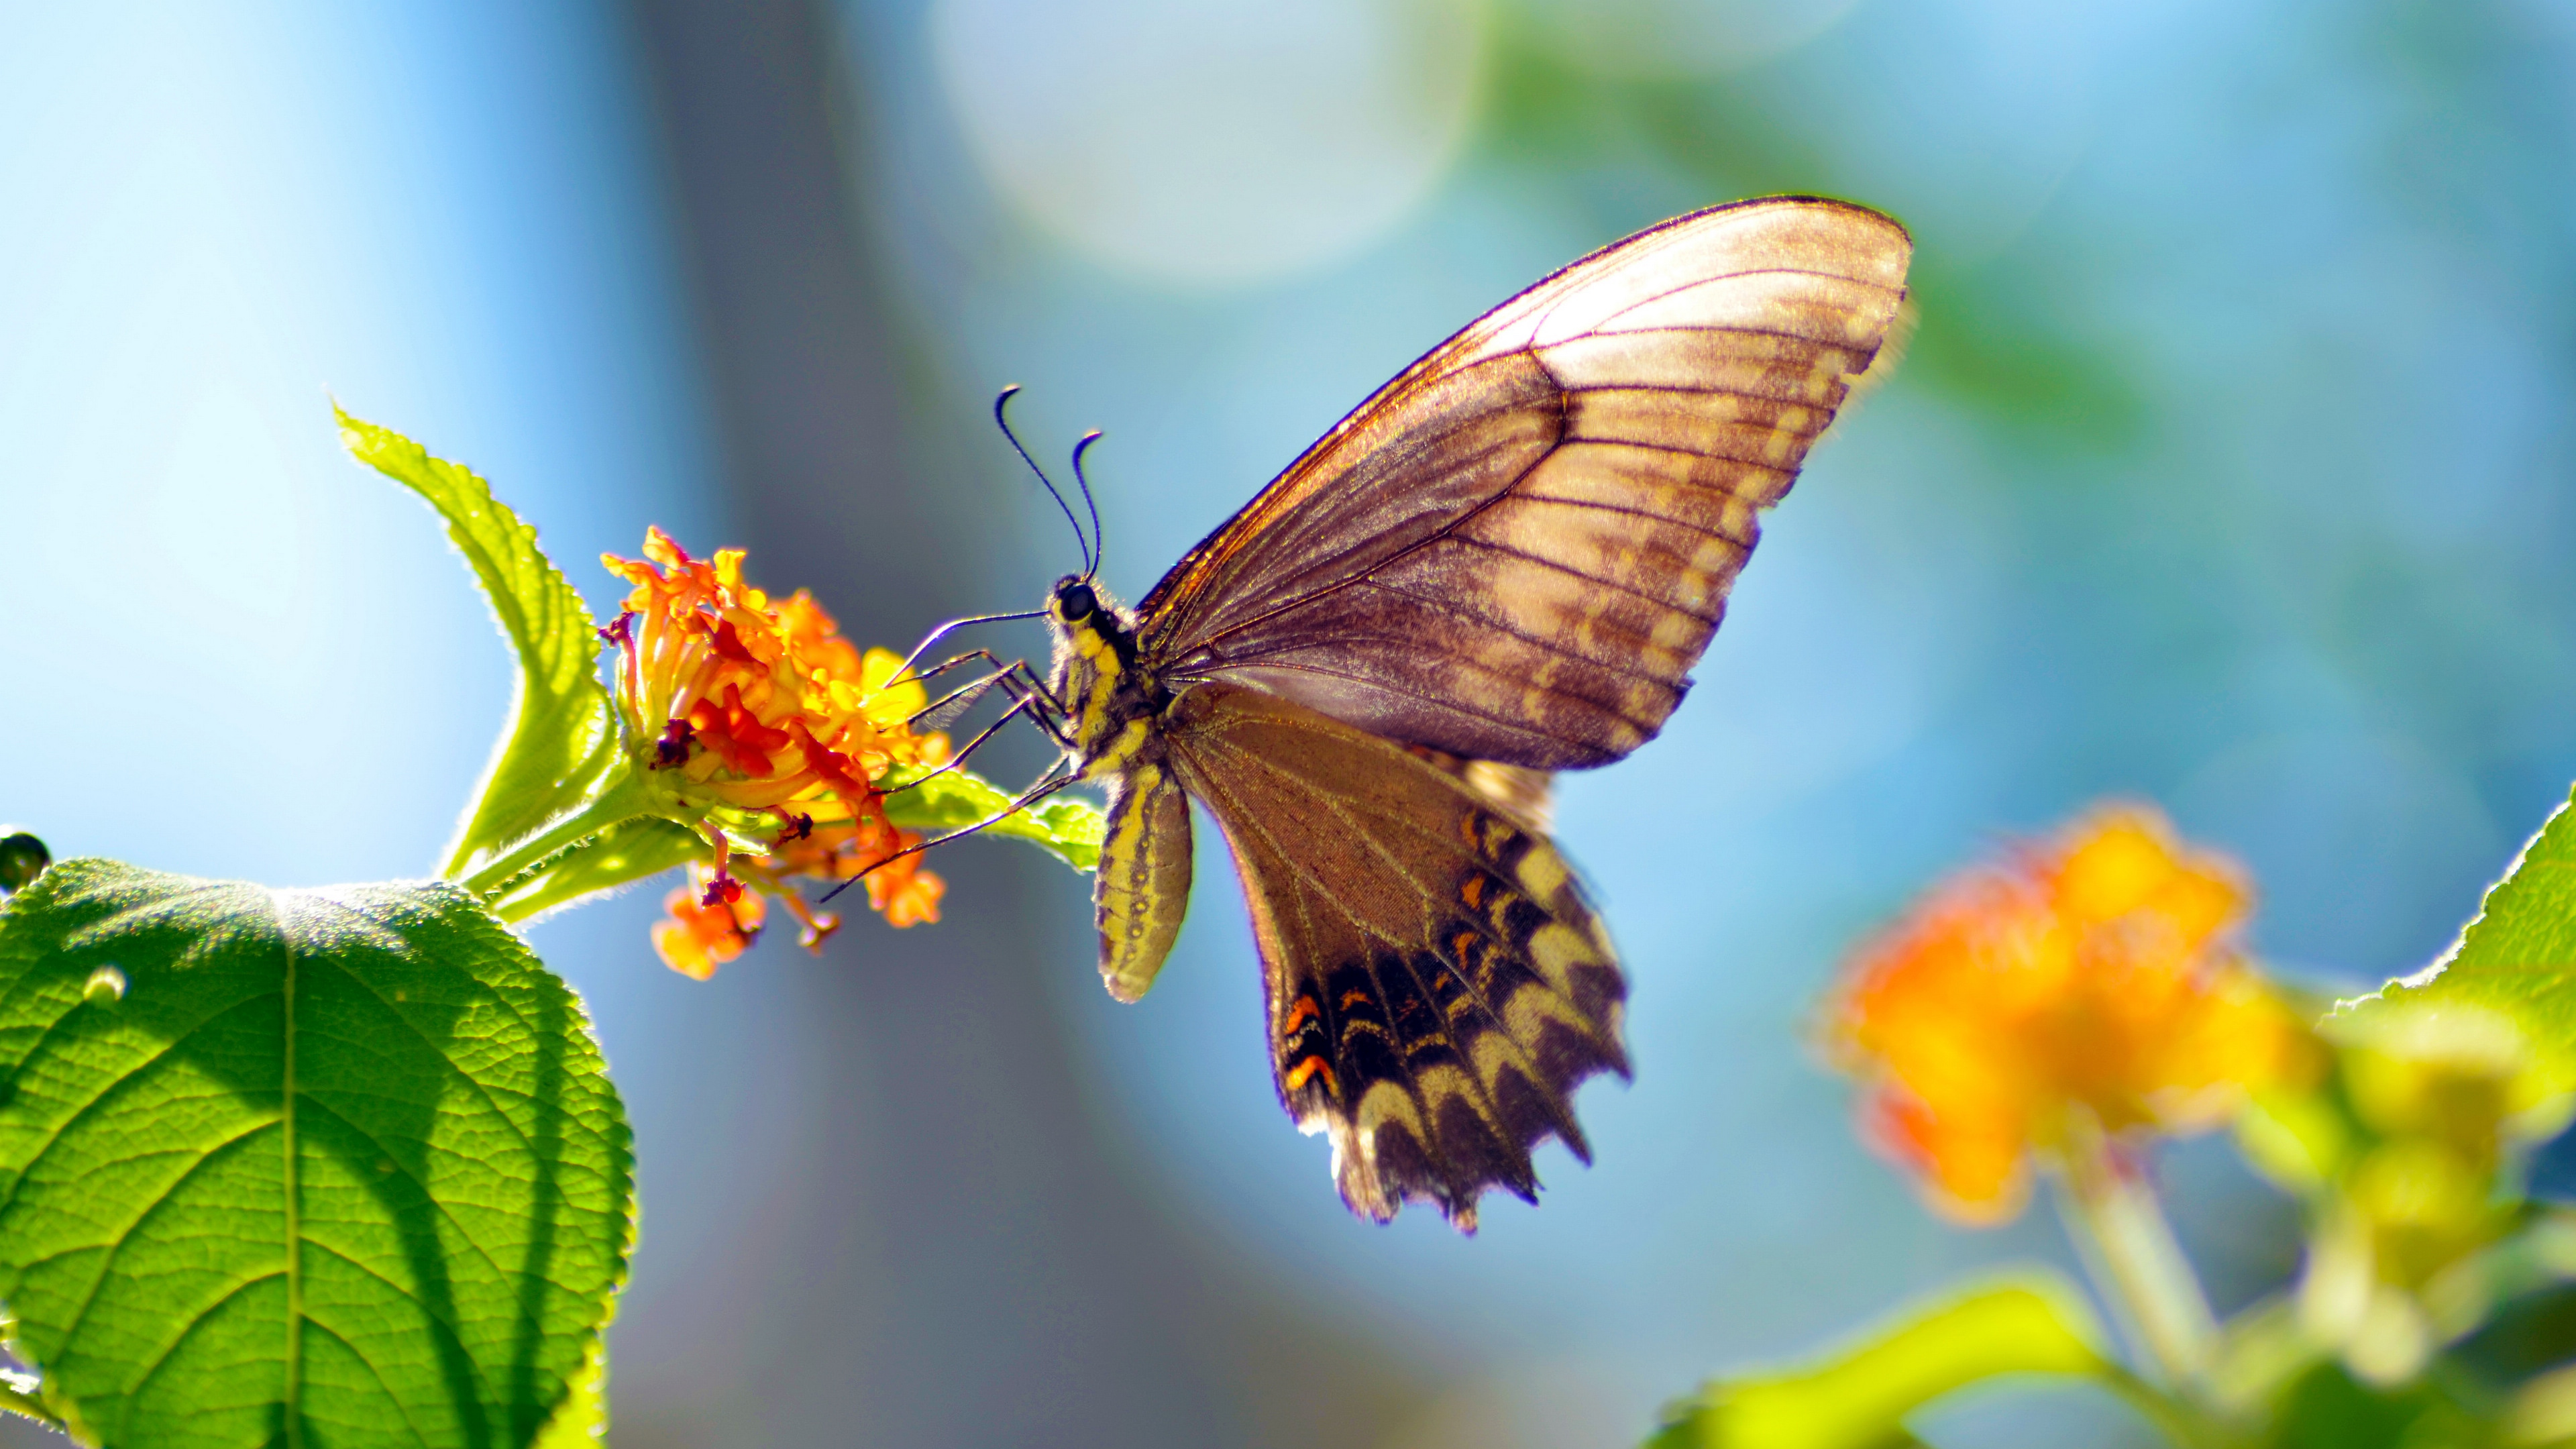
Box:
left=651, top=867, right=769, bottom=980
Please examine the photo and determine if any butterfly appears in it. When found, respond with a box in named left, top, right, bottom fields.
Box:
left=1024, top=197, right=1911, bottom=1231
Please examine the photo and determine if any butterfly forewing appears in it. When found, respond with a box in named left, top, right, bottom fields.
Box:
left=1135, top=197, right=1912, bottom=770
left=1162, top=685, right=1625, bottom=1230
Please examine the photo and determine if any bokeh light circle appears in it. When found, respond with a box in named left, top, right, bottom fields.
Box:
left=929, top=0, right=1487, bottom=287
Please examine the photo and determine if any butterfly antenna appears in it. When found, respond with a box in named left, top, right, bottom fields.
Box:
left=1070, top=430, right=1106, bottom=582
left=994, top=385, right=1093, bottom=576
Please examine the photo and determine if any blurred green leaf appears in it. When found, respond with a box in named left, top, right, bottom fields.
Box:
left=881, top=766, right=1104, bottom=873
left=2347, top=784, right=2576, bottom=1090
left=1646, top=1274, right=2139, bottom=1449
left=2456, top=1274, right=2576, bottom=1391
left=2265, top=1360, right=2471, bottom=1449
left=339, top=407, right=621, bottom=880
left=1474, top=17, right=2144, bottom=455
left=0, top=859, right=633, bottom=1448
left=1901, top=261, right=2149, bottom=453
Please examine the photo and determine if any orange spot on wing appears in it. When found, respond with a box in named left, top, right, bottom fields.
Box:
left=1340, top=989, right=1373, bottom=1012
left=1460, top=876, right=1485, bottom=909
left=1281, top=994, right=1320, bottom=1038
left=1452, top=931, right=1480, bottom=963
left=1284, top=1055, right=1338, bottom=1095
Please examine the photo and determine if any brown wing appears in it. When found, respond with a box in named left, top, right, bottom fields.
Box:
left=1163, top=684, right=1625, bottom=1231
left=1136, top=197, right=1913, bottom=769
left=1406, top=745, right=1555, bottom=836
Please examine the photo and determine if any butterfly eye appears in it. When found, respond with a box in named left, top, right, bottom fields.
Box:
left=1057, top=583, right=1098, bottom=622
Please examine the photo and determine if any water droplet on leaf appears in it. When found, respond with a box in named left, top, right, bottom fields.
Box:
left=84, top=967, right=127, bottom=1004
left=0, top=830, right=48, bottom=894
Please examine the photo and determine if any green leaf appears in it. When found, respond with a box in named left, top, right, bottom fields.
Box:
left=486, top=816, right=707, bottom=927
left=338, top=407, right=620, bottom=880
left=528, top=1334, right=606, bottom=1449
left=1647, top=1275, right=2132, bottom=1449
left=2346, top=784, right=2576, bottom=1089
left=0, top=859, right=634, bottom=1448
left=880, top=767, right=1104, bottom=873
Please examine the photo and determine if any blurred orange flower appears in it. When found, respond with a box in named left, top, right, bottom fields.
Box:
left=651, top=865, right=768, bottom=981
left=602, top=527, right=949, bottom=975
left=1822, top=806, right=2310, bottom=1224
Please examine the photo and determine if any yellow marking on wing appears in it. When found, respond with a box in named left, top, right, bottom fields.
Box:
left=1649, top=611, right=1702, bottom=651
left=1689, top=533, right=1743, bottom=575
left=1516, top=653, right=1566, bottom=730
left=1469, top=1029, right=1529, bottom=1095
left=1589, top=914, right=1617, bottom=958
left=1760, top=413, right=1805, bottom=466
left=1411, top=1061, right=1485, bottom=1117
left=1502, top=980, right=1597, bottom=1045
left=1527, top=922, right=1598, bottom=990
left=1356, top=1081, right=1422, bottom=1144
left=1615, top=679, right=1667, bottom=732
left=1515, top=850, right=1568, bottom=902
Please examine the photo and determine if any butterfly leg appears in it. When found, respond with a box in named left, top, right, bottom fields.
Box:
left=882, top=686, right=1064, bottom=800
left=894, top=648, right=1076, bottom=751
left=816, top=756, right=1079, bottom=904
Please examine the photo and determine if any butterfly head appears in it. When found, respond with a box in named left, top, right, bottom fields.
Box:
left=1051, top=575, right=1102, bottom=627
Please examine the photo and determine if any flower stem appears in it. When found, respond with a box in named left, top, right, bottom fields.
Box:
left=457, top=773, right=667, bottom=904
left=2057, top=1125, right=2222, bottom=1391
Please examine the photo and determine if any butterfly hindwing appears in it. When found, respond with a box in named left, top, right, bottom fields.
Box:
left=1136, top=197, right=1913, bottom=770
left=1162, top=684, right=1625, bottom=1230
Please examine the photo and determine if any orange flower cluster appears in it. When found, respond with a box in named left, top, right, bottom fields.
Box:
left=602, top=528, right=949, bottom=973
left=1823, top=806, right=2309, bottom=1224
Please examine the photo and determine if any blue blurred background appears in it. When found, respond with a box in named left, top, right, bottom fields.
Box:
left=5, top=1, right=2574, bottom=1444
